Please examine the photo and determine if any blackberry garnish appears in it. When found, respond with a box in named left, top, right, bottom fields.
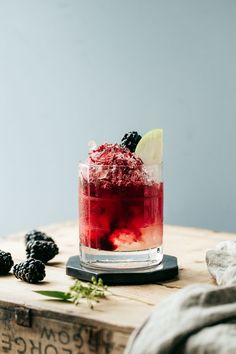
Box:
left=25, top=230, right=55, bottom=245
left=121, top=131, right=142, bottom=152
left=0, top=250, right=14, bottom=275
left=26, top=240, right=59, bottom=264
left=13, top=259, right=45, bottom=283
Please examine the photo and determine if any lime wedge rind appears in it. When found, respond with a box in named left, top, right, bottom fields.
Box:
left=135, top=129, right=163, bottom=165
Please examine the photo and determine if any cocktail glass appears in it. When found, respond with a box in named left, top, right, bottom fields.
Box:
left=79, top=162, right=163, bottom=269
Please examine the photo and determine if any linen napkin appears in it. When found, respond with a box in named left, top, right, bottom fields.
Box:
left=125, top=241, right=236, bottom=354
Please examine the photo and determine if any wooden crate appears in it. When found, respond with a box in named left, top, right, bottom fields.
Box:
left=0, top=222, right=235, bottom=354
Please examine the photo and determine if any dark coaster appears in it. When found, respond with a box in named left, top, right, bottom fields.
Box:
left=66, top=255, right=178, bottom=285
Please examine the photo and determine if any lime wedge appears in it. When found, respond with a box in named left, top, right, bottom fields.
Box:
left=135, top=129, right=163, bottom=164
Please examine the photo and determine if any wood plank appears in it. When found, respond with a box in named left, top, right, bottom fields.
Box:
left=0, top=222, right=235, bottom=353
left=2, top=222, right=236, bottom=322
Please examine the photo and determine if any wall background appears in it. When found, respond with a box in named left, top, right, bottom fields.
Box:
left=0, top=0, right=236, bottom=236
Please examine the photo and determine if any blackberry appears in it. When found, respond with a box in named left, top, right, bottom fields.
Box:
left=121, top=131, right=142, bottom=152
left=25, top=230, right=55, bottom=245
left=26, top=240, right=59, bottom=264
left=0, top=250, right=14, bottom=275
left=13, top=259, right=45, bottom=283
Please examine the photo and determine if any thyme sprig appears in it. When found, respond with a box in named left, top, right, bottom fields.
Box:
left=68, top=277, right=107, bottom=308
left=35, top=277, right=108, bottom=309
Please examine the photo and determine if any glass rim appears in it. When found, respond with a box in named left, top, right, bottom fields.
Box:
left=79, top=161, right=163, bottom=168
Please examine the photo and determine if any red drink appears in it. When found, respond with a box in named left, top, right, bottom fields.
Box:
left=80, top=181, right=163, bottom=252
left=79, top=144, right=163, bottom=268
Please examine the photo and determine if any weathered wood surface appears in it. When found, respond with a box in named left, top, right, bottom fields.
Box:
left=0, top=222, right=235, bottom=354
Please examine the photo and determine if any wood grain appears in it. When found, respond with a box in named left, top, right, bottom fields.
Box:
left=0, top=222, right=235, bottom=353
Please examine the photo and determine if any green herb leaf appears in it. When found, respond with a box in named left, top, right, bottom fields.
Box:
left=69, top=277, right=107, bottom=308
left=34, top=277, right=108, bottom=309
left=34, top=290, right=71, bottom=301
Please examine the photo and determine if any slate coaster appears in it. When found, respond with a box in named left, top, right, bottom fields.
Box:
left=66, top=255, right=178, bottom=285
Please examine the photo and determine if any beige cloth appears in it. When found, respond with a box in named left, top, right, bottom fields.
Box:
left=206, top=240, right=236, bottom=286
left=125, top=241, right=236, bottom=354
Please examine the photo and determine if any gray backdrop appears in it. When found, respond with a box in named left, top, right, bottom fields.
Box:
left=0, top=0, right=236, bottom=236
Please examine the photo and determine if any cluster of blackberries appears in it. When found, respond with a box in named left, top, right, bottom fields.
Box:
left=0, top=230, right=59, bottom=284
left=25, top=230, right=59, bottom=264
left=13, top=258, right=46, bottom=284
left=0, top=250, right=14, bottom=275
left=121, top=131, right=142, bottom=152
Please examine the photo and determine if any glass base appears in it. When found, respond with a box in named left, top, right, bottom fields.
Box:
left=79, top=245, right=163, bottom=270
